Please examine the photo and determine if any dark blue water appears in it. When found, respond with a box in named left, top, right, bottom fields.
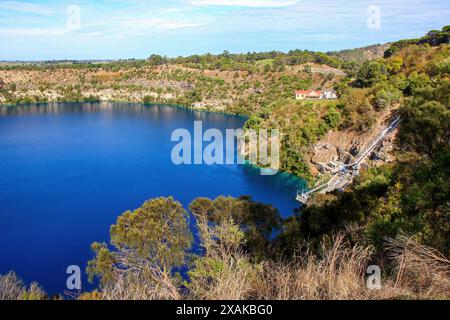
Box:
left=0, top=102, right=304, bottom=294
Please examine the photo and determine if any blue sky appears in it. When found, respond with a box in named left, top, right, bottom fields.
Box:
left=0, top=0, right=449, bottom=60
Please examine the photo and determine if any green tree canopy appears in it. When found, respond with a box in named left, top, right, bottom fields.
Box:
left=189, top=196, right=281, bottom=259
left=87, top=197, right=192, bottom=284
left=355, top=60, right=388, bottom=88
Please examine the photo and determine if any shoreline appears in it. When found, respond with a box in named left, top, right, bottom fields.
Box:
left=0, top=100, right=311, bottom=191
left=0, top=99, right=248, bottom=118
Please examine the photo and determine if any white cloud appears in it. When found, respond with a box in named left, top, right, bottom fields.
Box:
left=190, top=0, right=299, bottom=8
left=0, top=28, right=68, bottom=36
left=0, top=1, right=55, bottom=15
left=83, top=32, right=103, bottom=37
left=113, top=17, right=213, bottom=36
left=120, top=18, right=207, bottom=30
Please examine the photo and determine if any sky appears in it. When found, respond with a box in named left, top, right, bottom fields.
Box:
left=0, top=0, right=449, bottom=61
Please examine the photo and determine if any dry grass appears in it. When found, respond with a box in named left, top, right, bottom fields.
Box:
left=254, top=234, right=403, bottom=300
left=0, top=271, right=47, bottom=300
left=98, top=249, right=182, bottom=300
left=66, top=233, right=450, bottom=300
left=0, top=272, right=25, bottom=300
left=252, top=234, right=449, bottom=300
left=187, top=212, right=257, bottom=300
left=2, top=234, right=448, bottom=300
left=386, top=235, right=450, bottom=299
left=256, top=235, right=371, bottom=299
left=188, top=254, right=256, bottom=300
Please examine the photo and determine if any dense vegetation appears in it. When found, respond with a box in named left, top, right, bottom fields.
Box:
left=277, top=27, right=449, bottom=258
left=384, top=26, right=450, bottom=58
left=79, top=194, right=448, bottom=300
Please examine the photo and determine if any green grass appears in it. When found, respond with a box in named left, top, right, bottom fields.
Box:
left=255, top=59, right=274, bottom=67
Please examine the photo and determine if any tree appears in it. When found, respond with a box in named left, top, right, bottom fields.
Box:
left=147, top=54, right=167, bottom=66
left=403, top=71, right=430, bottom=96
left=355, top=60, right=388, bottom=88
left=87, top=197, right=192, bottom=285
left=324, top=107, right=341, bottom=128
left=387, top=57, right=403, bottom=74
left=400, top=99, right=449, bottom=160
left=187, top=206, right=255, bottom=300
left=333, top=79, right=349, bottom=96
left=83, top=196, right=285, bottom=299
left=370, top=83, right=402, bottom=110
left=189, top=196, right=281, bottom=259
left=303, top=65, right=312, bottom=74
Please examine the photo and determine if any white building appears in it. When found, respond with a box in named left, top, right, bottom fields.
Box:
left=295, top=89, right=337, bottom=100
left=323, top=90, right=338, bottom=99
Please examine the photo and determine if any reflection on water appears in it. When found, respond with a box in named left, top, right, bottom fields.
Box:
left=0, top=102, right=243, bottom=122
left=241, top=164, right=306, bottom=191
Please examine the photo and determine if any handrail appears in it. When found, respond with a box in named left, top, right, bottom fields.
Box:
left=296, top=116, right=401, bottom=204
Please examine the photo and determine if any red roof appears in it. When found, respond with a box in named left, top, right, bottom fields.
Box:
left=295, top=90, right=322, bottom=95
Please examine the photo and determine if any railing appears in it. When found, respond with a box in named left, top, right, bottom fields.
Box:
left=296, top=116, right=401, bottom=204
left=346, top=116, right=401, bottom=168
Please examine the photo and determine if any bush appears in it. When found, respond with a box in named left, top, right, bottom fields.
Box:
left=370, top=84, right=402, bottom=110
left=355, top=60, right=388, bottom=88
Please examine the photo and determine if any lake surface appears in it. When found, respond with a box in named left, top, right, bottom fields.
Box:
left=0, top=102, right=304, bottom=294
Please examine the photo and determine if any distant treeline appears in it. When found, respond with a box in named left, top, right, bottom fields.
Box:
left=384, top=25, right=450, bottom=57
left=0, top=46, right=370, bottom=75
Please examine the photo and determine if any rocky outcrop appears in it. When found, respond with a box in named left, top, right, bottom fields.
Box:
left=337, top=147, right=354, bottom=164
left=309, top=111, right=400, bottom=177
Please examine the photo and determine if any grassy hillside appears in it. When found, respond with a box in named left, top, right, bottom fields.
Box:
left=328, top=43, right=390, bottom=63
left=278, top=26, right=449, bottom=259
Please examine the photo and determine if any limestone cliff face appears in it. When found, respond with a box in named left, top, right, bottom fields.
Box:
left=308, top=107, right=399, bottom=176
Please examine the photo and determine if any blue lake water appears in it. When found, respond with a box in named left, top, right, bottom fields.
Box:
left=0, top=102, right=304, bottom=294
